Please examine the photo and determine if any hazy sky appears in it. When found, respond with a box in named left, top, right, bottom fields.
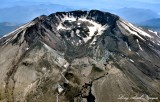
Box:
left=0, top=0, right=159, bottom=23
left=0, top=0, right=159, bottom=9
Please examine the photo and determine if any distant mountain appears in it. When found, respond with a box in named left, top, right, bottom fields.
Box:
left=0, top=22, right=20, bottom=37
left=139, top=18, right=160, bottom=27
left=0, top=3, right=73, bottom=37
left=138, top=18, right=160, bottom=32
left=107, top=8, right=160, bottom=24
left=139, top=26, right=160, bottom=33
left=0, top=4, right=73, bottom=23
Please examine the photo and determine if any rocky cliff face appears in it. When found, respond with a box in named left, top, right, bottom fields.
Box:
left=0, top=10, right=160, bottom=102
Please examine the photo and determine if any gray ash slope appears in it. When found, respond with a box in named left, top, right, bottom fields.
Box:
left=0, top=10, right=160, bottom=102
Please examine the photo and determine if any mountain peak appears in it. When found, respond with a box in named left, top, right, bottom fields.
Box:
left=0, top=10, right=160, bottom=102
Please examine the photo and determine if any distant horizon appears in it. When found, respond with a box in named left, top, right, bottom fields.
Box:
left=0, top=0, right=159, bottom=24
left=0, top=0, right=159, bottom=11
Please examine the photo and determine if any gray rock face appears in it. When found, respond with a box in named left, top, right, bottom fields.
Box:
left=0, top=10, right=160, bottom=102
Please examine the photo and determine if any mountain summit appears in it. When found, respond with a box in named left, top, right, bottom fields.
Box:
left=0, top=10, right=160, bottom=102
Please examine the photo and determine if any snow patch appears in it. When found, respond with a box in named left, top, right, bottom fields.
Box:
left=63, top=62, right=69, bottom=68
left=128, top=47, right=131, bottom=51
left=57, top=24, right=66, bottom=30
left=125, top=42, right=131, bottom=51
left=136, top=52, right=140, bottom=56
left=57, top=84, right=64, bottom=94
left=26, top=47, right=29, bottom=50
left=148, top=29, right=158, bottom=35
left=129, top=59, right=134, bottom=62
left=62, top=14, right=77, bottom=22
left=56, top=14, right=108, bottom=43
left=76, top=29, right=80, bottom=34
left=78, top=18, right=108, bottom=43
left=79, top=40, right=82, bottom=44
left=77, top=22, right=81, bottom=25
left=148, top=29, right=160, bottom=39
left=71, top=31, right=74, bottom=37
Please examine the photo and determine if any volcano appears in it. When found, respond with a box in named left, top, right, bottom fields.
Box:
left=0, top=10, right=160, bottom=102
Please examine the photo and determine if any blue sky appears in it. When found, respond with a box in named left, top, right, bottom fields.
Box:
left=0, top=0, right=160, bottom=9
left=0, top=0, right=159, bottom=14
left=0, top=0, right=159, bottom=23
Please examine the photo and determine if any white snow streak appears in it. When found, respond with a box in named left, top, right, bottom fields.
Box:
left=127, top=22, right=152, bottom=38
left=136, top=52, right=140, bottom=56
left=119, top=21, right=145, bottom=40
left=0, top=21, right=35, bottom=40
left=119, top=20, right=153, bottom=41
left=136, top=39, right=143, bottom=51
left=129, top=59, right=134, bottom=62
left=125, top=42, right=131, bottom=51
left=148, top=30, right=158, bottom=35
